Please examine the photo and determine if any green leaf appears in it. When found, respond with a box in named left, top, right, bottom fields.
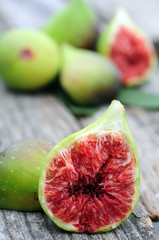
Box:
left=57, top=90, right=99, bottom=116
left=118, top=88, right=159, bottom=110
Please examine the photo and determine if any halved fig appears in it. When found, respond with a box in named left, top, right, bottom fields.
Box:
left=39, top=100, right=140, bottom=233
left=97, top=8, right=157, bottom=86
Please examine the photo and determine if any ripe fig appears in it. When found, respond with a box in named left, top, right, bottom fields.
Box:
left=60, top=44, right=120, bottom=106
left=0, top=139, right=55, bottom=211
left=97, top=8, right=157, bottom=86
left=39, top=100, right=140, bottom=233
left=0, top=29, right=59, bottom=90
left=43, top=0, right=97, bottom=49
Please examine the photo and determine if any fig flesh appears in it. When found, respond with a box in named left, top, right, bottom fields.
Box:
left=60, top=44, right=120, bottom=106
left=97, top=8, right=157, bottom=86
left=0, top=139, right=55, bottom=211
left=43, top=0, right=97, bottom=49
left=39, top=100, right=140, bottom=233
left=0, top=30, right=60, bottom=90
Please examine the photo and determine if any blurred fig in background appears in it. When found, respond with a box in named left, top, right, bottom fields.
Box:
left=43, top=0, right=97, bottom=49
left=97, top=8, right=157, bottom=87
left=0, top=139, right=55, bottom=211
left=0, top=30, right=60, bottom=90
left=60, top=44, right=120, bottom=106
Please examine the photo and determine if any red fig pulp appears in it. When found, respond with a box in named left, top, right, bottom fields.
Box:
left=44, top=134, right=136, bottom=232
left=110, top=26, right=155, bottom=85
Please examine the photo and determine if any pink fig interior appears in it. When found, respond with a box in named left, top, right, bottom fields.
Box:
left=44, top=133, right=136, bottom=232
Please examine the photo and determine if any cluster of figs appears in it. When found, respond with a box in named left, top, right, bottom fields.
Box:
left=0, top=0, right=157, bottom=106
left=0, top=0, right=155, bottom=233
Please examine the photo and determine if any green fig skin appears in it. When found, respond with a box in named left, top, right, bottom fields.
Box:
left=0, top=29, right=60, bottom=90
left=97, top=8, right=157, bottom=87
left=60, top=45, right=120, bottom=106
left=43, top=0, right=97, bottom=49
left=0, top=139, right=55, bottom=211
left=39, top=100, right=140, bottom=232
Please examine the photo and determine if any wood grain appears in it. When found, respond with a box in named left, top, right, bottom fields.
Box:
left=0, top=0, right=159, bottom=239
left=0, top=204, right=158, bottom=240
left=0, top=82, right=157, bottom=239
left=0, top=83, right=81, bottom=152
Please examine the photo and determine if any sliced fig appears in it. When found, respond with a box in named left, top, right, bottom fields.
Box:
left=0, top=139, right=55, bottom=211
left=60, top=44, right=120, bottom=106
left=43, top=0, right=97, bottom=49
left=97, top=8, right=157, bottom=86
left=39, top=100, right=140, bottom=233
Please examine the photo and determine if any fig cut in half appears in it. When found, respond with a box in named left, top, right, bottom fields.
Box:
left=97, top=8, right=157, bottom=86
left=39, top=100, right=140, bottom=233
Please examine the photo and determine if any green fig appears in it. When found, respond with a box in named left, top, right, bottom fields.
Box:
left=43, top=0, right=97, bottom=49
left=97, top=8, right=157, bottom=86
left=39, top=100, right=140, bottom=233
left=0, top=138, right=55, bottom=211
left=60, top=44, right=120, bottom=106
left=0, top=29, right=60, bottom=90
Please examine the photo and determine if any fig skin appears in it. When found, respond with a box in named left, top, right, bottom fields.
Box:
left=0, top=29, right=60, bottom=90
left=97, top=8, right=157, bottom=86
left=0, top=138, right=55, bottom=211
left=60, top=44, right=120, bottom=106
left=39, top=100, right=140, bottom=232
left=43, top=0, right=97, bottom=49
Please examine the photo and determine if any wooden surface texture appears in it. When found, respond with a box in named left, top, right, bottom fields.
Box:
left=0, top=0, right=159, bottom=239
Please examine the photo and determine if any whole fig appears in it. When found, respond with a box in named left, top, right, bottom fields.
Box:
left=0, top=30, right=60, bottom=90
left=43, top=0, right=97, bottom=49
left=0, top=138, right=55, bottom=211
left=60, top=44, right=120, bottom=106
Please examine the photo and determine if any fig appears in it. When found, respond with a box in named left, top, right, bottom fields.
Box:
left=43, top=0, right=97, bottom=49
left=97, top=8, right=157, bottom=86
left=0, top=138, right=55, bottom=211
left=60, top=44, right=120, bottom=106
left=0, top=29, right=59, bottom=90
left=39, top=100, right=140, bottom=233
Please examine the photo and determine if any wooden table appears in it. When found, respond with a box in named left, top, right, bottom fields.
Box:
left=0, top=0, right=159, bottom=239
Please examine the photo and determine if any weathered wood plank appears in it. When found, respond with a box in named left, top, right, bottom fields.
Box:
left=0, top=82, right=81, bottom=152
left=0, top=81, right=157, bottom=239
left=0, top=0, right=158, bottom=238
left=0, top=204, right=158, bottom=240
